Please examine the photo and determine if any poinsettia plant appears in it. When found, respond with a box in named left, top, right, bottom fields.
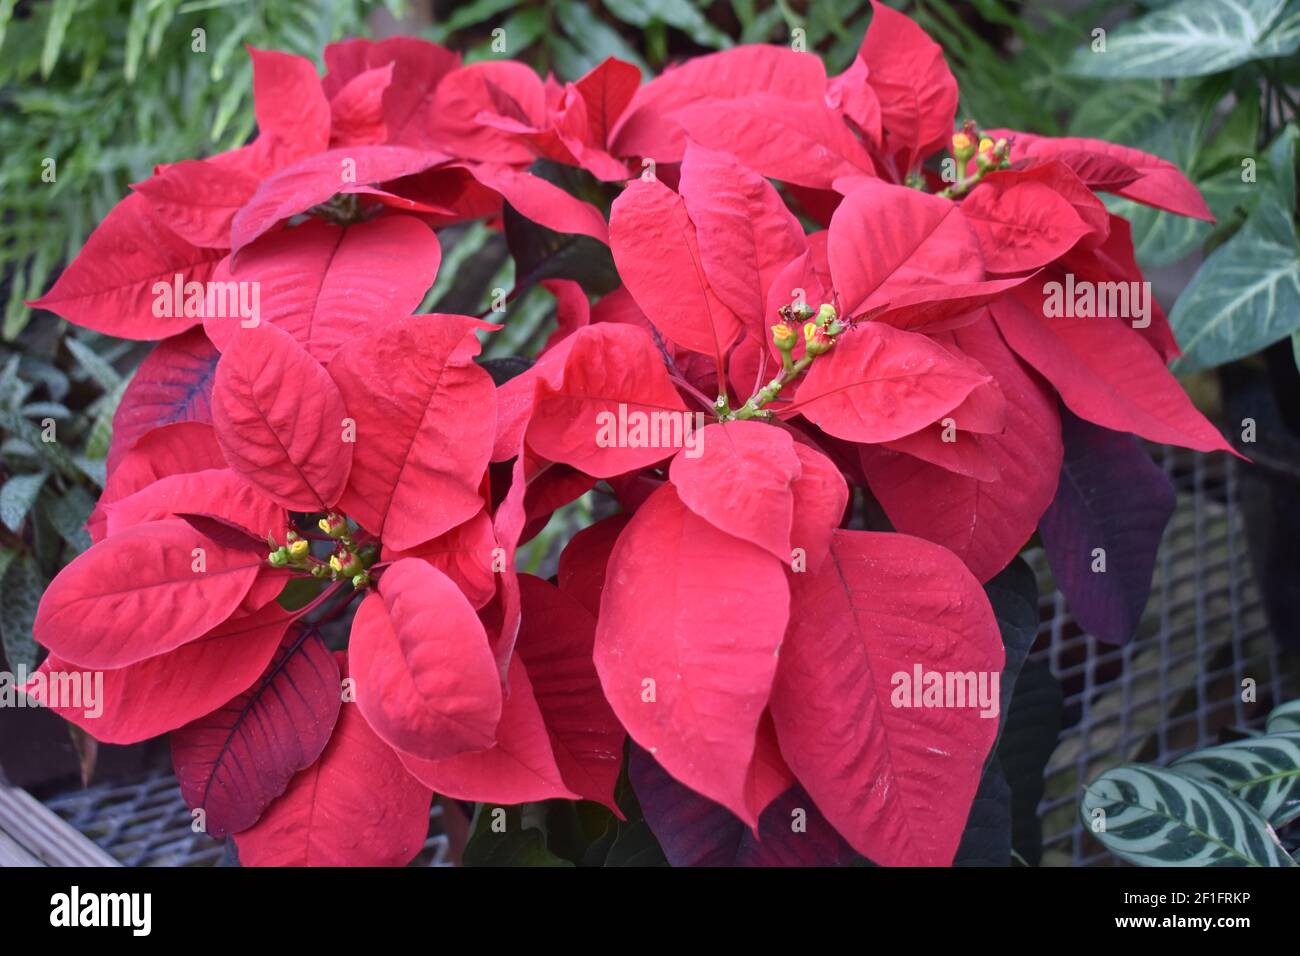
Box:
left=20, top=3, right=1232, bottom=867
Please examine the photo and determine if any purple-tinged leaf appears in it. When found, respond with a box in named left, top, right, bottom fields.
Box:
left=107, top=328, right=219, bottom=477
left=1037, top=410, right=1175, bottom=645
left=171, top=626, right=342, bottom=838
left=628, top=745, right=861, bottom=867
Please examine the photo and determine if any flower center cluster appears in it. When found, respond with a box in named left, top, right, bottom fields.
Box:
left=267, top=511, right=378, bottom=589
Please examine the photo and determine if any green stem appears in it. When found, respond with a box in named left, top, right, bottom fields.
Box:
left=731, top=354, right=814, bottom=420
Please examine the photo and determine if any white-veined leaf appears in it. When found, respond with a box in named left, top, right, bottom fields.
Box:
left=1067, top=0, right=1296, bottom=79
left=1172, top=733, right=1300, bottom=827
left=1081, top=765, right=1296, bottom=866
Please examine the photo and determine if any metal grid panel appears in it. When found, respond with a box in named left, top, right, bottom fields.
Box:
left=42, top=772, right=452, bottom=867
left=1032, top=446, right=1300, bottom=866
left=36, top=446, right=1300, bottom=867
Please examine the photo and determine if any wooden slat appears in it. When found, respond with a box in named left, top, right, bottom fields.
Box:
left=0, top=781, right=120, bottom=867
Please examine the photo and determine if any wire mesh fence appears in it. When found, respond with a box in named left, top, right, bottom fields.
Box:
left=32, top=445, right=1300, bottom=867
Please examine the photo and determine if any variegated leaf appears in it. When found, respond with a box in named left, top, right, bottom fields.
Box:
left=1172, top=733, right=1300, bottom=827
left=1081, top=765, right=1296, bottom=867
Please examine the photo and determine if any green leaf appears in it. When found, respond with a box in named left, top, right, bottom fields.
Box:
left=1263, top=122, right=1298, bottom=216
left=463, top=806, right=575, bottom=867
left=1172, top=733, right=1300, bottom=827
left=40, top=0, right=77, bottom=79
left=555, top=0, right=648, bottom=78
left=1169, top=200, right=1300, bottom=370
left=0, top=471, right=49, bottom=532
left=1081, top=765, right=1297, bottom=866
left=602, top=818, right=668, bottom=866
left=602, top=0, right=733, bottom=50
left=1268, top=699, right=1300, bottom=734
left=441, top=0, right=517, bottom=33
left=45, top=483, right=95, bottom=553
left=0, top=552, right=43, bottom=673
left=1066, top=0, right=1298, bottom=79
left=65, top=336, right=124, bottom=393
left=502, top=204, right=619, bottom=299
left=1254, top=0, right=1300, bottom=59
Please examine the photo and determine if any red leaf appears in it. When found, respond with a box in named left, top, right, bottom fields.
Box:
left=669, top=94, right=877, bottom=190
left=519, top=324, right=694, bottom=478
left=249, top=47, right=330, bottom=164
left=788, top=442, right=849, bottom=574
left=209, top=216, right=441, bottom=362
left=872, top=275, right=1032, bottom=333
left=172, top=625, right=341, bottom=838
left=960, top=177, right=1092, bottom=273
left=328, top=63, right=393, bottom=147
left=35, top=519, right=264, bottom=669
left=104, top=467, right=286, bottom=542
left=575, top=57, right=641, bottom=148
left=858, top=1, right=958, bottom=175
left=132, top=159, right=260, bottom=249
left=610, top=45, right=827, bottom=161
left=107, top=327, right=218, bottom=477
left=669, top=420, right=800, bottom=562
left=860, top=314, right=1063, bottom=581
left=381, top=509, right=499, bottom=610
left=789, top=322, right=990, bottom=444
left=769, top=529, right=1004, bottom=866
left=828, top=179, right=984, bottom=319
left=593, top=484, right=789, bottom=825
left=28, top=192, right=226, bottom=339
left=323, top=37, right=460, bottom=148
left=515, top=575, right=626, bottom=812
left=1002, top=131, right=1214, bottom=222
left=212, top=321, right=353, bottom=512
left=428, top=61, right=548, bottom=164
left=557, top=513, right=629, bottom=617
left=978, top=160, right=1112, bottom=248
left=826, top=56, right=883, bottom=145
left=92, top=421, right=226, bottom=541
left=229, top=146, right=448, bottom=254
left=398, top=654, right=578, bottom=803
left=235, top=654, right=432, bottom=867
left=21, top=601, right=292, bottom=745
left=350, top=560, right=501, bottom=760
left=539, top=279, right=591, bottom=354
left=677, top=143, right=807, bottom=339
left=610, top=177, right=741, bottom=366
left=461, top=163, right=609, bottom=243
left=328, top=314, right=495, bottom=551
left=990, top=284, right=1233, bottom=453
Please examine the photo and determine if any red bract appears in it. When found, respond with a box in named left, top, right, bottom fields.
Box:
left=24, top=4, right=1234, bottom=867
